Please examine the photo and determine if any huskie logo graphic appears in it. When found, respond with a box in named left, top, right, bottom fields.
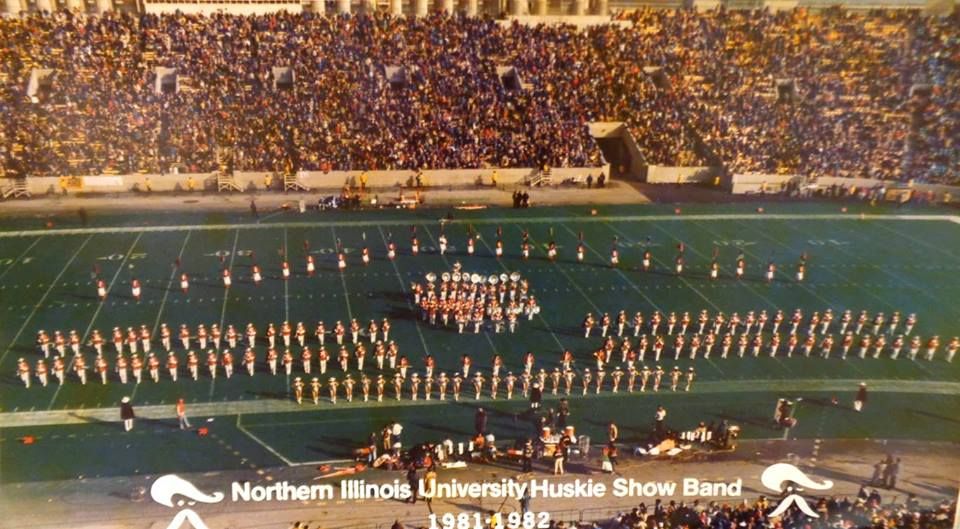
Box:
left=761, top=463, right=834, bottom=518
left=151, top=474, right=225, bottom=529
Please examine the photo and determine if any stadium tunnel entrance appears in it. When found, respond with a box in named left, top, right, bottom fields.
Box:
left=589, top=122, right=644, bottom=180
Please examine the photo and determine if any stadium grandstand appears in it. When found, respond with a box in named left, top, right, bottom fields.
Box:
left=1, top=1, right=960, bottom=529
left=0, top=4, right=957, bottom=194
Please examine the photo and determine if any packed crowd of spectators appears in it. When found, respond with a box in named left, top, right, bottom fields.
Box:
left=0, top=8, right=957, bottom=183
left=599, top=493, right=956, bottom=529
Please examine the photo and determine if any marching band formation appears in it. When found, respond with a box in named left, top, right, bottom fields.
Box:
left=411, top=264, right=541, bottom=333
left=579, top=308, right=954, bottom=363
left=14, top=227, right=955, bottom=409
left=90, top=229, right=811, bottom=305
left=19, top=318, right=394, bottom=388
left=17, top=306, right=953, bottom=400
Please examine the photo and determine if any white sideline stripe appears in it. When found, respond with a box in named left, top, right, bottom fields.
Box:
left=0, top=236, right=41, bottom=282
left=236, top=413, right=294, bottom=466
left=294, top=459, right=353, bottom=466
left=0, top=235, right=93, bottom=366
left=2, top=377, right=958, bottom=427
left=48, top=232, right=143, bottom=410
left=0, top=214, right=956, bottom=237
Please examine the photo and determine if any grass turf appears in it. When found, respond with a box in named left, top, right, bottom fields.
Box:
left=1, top=202, right=959, bottom=483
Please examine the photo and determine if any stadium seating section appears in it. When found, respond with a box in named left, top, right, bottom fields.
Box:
left=0, top=9, right=957, bottom=183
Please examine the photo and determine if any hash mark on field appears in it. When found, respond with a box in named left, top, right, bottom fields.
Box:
left=50, top=232, right=143, bottom=410
left=0, top=237, right=40, bottom=283
left=0, top=235, right=93, bottom=366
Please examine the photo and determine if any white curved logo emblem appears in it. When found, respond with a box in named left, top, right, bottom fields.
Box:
left=761, top=463, right=833, bottom=518
left=151, top=474, right=225, bottom=529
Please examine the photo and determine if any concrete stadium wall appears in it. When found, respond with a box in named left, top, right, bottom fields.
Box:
left=17, top=166, right=609, bottom=196
left=646, top=165, right=719, bottom=184
left=730, top=172, right=960, bottom=200
left=730, top=172, right=797, bottom=194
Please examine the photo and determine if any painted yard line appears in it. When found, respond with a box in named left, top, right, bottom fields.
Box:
left=817, top=221, right=950, bottom=308
left=243, top=416, right=399, bottom=428
left=0, top=236, right=41, bottom=282
left=527, top=236, right=603, bottom=314
left=872, top=220, right=960, bottom=261
left=293, top=459, right=354, bottom=466
left=0, top=214, right=956, bottom=238
left=376, top=226, right=433, bottom=359
left=728, top=221, right=868, bottom=379
left=331, top=227, right=353, bottom=321
left=615, top=223, right=722, bottom=313
left=134, top=231, right=194, bottom=405
left=152, top=230, right=193, bottom=334
left=474, top=226, right=568, bottom=352
left=559, top=223, right=732, bottom=378
left=48, top=232, right=144, bottom=410
left=559, top=224, right=663, bottom=313
left=236, top=414, right=294, bottom=466
left=783, top=399, right=799, bottom=441
left=219, top=229, right=241, bottom=328
left=283, top=227, right=290, bottom=323
left=3, top=377, right=958, bottom=427
left=674, top=221, right=792, bottom=375
left=768, top=219, right=940, bottom=310
left=0, top=235, right=93, bottom=366
left=420, top=224, right=509, bottom=361
left=729, top=220, right=839, bottom=309
left=761, top=219, right=917, bottom=309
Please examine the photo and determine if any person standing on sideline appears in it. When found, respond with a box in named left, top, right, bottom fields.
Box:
left=520, top=486, right=532, bottom=514
left=553, top=437, right=567, bottom=475
left=474, top=408, right=487, bottom=436
left=854, top=382, right=868, bottom=412
left=423, top=465, right=437, bottom=514
left=522, top=439, right=534, bottom=473
left=529, top=383, right=542, bottom=410
left=176, top=398, right=191, bottom=430
left=406, top=467, right=419, bottom=504
left=884, top=458, right=900, bottom=489
left=120, top=396, right=135, bottom=432
left=654, top=405, right=667, bottom=436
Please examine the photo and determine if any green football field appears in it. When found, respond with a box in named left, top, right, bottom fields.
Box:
left=1, top=202, right=959, bottom=483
